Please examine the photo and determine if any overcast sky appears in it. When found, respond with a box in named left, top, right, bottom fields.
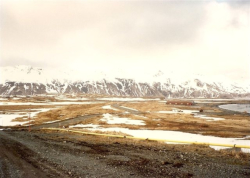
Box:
left=0, top=0, right=249, bottom=84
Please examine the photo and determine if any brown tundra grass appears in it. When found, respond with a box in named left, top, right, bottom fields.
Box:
left=3, top=99, right=250, bottom=138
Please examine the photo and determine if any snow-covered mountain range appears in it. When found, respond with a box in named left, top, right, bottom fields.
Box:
left=0, top=65, right=249, bottom=98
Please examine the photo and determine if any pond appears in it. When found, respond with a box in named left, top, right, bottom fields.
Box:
left=219, top=104, right=250, bottom=113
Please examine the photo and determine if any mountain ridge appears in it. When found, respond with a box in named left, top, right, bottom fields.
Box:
left=0, top=65, right=249, bottom=98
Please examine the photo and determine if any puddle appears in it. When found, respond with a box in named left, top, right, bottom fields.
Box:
left=219, top=104, right=250, bottom=113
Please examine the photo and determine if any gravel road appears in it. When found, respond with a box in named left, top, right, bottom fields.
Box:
left=30, top=114, right=101, bottom=129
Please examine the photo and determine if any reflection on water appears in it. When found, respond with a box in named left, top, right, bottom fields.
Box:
left=219, top=104, right=250, bottom=113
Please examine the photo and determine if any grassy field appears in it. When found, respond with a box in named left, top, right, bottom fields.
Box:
left=1, top=97, right=250, bottom=138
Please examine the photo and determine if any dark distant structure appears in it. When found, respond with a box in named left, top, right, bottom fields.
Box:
left=166, top=100, right=194, bottom=106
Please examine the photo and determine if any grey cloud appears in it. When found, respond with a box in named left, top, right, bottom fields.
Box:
left=1, top=1, right=206, bottom=51
left=226, top=1, right=249, bottom=28
left=1, top=1, right=128, bottom=47
left=226, top=0, right=250, bottom=8
left=1, top=0, right=248, bottom=86
left=101, top=2, right=207, bottom=50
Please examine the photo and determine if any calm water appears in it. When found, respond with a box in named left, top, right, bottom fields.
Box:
left=219, top=104, right=250, bottom=113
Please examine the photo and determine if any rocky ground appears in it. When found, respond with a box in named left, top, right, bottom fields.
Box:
left=0, top=129, right=249, bottom=178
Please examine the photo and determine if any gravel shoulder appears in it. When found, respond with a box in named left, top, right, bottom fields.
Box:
left=1, top=129, right=249, bottom=178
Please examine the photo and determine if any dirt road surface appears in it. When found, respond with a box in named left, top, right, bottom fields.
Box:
left=30, top=114, right=101, bottom=129
left=0, top=129, right=249, bottom=178
left=0, top=131, right=68, bottom=178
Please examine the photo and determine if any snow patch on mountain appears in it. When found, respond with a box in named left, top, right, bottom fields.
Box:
left=0, top=66, right=249, bottom=98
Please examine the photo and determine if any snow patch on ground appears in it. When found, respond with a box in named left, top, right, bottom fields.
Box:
left=194, top=101, right=225, bottom=103
left=81, top=127, right=250, bottom=153
left=158, top=109, right=224, bottom=121
left=102, top=105, right=119, bottom=111
left=0, top=101, right=102, bottom=106
left=158, top=109, right=199, bottom=114
left=30, top=108, right=53, bottom=118
left=100, top=113, right=145, bottom=125
left=194, top=115, right=225, bottom=121
left=0, top=114, right=30, bottom=126
left=97, top=98, right=160, bottom=101
left=49, top=102, right=102, bottom=105
left=55, top=97, right=89, bottom=101
left=120, top=106, right=138, bottom=111
left=0, top=108, right=54, bottom=126
left=0, top=98, right=8, bottom=100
